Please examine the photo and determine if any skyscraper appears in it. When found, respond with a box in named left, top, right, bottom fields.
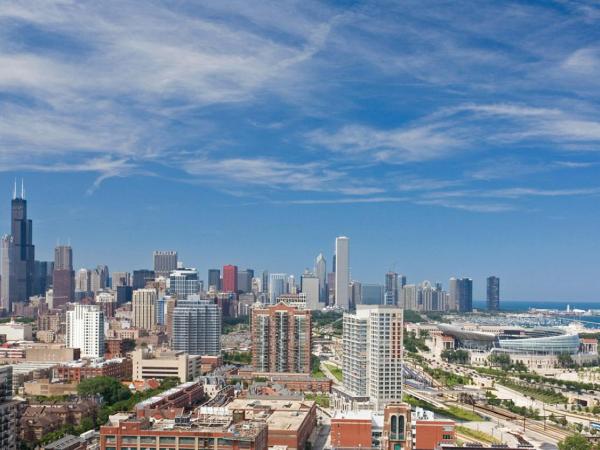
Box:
left=91, top=265, right=109, bottom=293
left=342, top=306, right=404, bottom=411
left=132, top=288, right=158, bottom=331
left=208, top=269, right=221, bottom=291
left=7, top=182, right=35, bottom=307
left=315, top=253, right=327, bottom=304
left=237, top=269, right=253, bottom=293
left=300, top=271, right=320, bottom=310
left=133, top=269, right=155, bottom=290
left=449, top=277, right=473, bottom=312
left=222, top=265, right=238, bottom=293
left=385, top=272, right=399, bottom=306
left=172, top=298, right=221, bottom=356
left=32, top=260, right=52, bottom=296
left=153, top=251, right=178, bottom=278
left=0, top=235, right=14, bottom=313
left=360, top=284, right=384, bottom=305
left=335, top=236, right=350, bottom=310
left=401, top=284, right=418, bottom=310
left=112, top=271, right=131, bottom=288
left=53, top=245, right=74, bottom=308
left=66, top=304, right=104, bottom=358
left=169, top=268, right=200, bottom=299
left=487, top=276, right=500, bottom=311
left=251, top=302, right=311, bottom=373
left=268, top=273, right=287, bottom=304
left=261, top=270, right=269, bottom=294
left=76, top=268, right=91, bottom=293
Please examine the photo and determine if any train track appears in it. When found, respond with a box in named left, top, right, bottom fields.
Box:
left=471, top=404, right=572, bottom=442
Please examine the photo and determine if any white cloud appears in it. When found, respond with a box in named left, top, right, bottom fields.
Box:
left=307, top=124, right=464, bottom=163
left=180, top=157, right=381, bottom=196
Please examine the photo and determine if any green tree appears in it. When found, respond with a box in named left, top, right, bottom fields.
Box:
left=121, top=338, right=136, bottom=352
left=77, top=376, right=131, bottom=405
left=558, top=435, right=593, bottom=450
left=557, top=353, right=575, bottom=369
left=488, top=353, right=511, bottom=369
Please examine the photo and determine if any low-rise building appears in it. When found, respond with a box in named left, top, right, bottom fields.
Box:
left=99, top=414, right=268, bottom=450
left=23, top=379, right=78, bottom=397
left=41, top=434, right=86, bottom=450
left=54, top=357, right=132, bottom=382
left=26, top=346, right=81, bottom=362
left=414, top=415, right=455, bottom=450
left=0, top=320, right=33, bottom=341
left=20, top=399, right=99, bottom=443
left=236, top=368, right=332, bottom=393
left=134, top=381, right=204, bottom=418
left=226, top=398, right=317, bottom=450
left=132, top=349, right=202, bottom=383
left=331, top=410, right=374, bottom=449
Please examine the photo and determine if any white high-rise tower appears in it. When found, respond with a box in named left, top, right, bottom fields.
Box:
left=335, top=236, right=349, bottom=310
left=66, top=304, right=104, bottom=358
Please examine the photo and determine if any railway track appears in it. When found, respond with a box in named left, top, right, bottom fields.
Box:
left=472, top=404, right=572, bottom=442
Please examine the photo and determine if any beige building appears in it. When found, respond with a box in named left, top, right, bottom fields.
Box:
left=23, top=379, right=78, bottom=397
left=25, top=346, right=80, bottom=362
left=132, top=348, right=201, bottom=383
left=0, top=320, right=33, bottom=341
left=132, top=288, right=157, bottom=331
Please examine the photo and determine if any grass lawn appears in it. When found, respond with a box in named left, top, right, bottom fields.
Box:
left=305, top=393, right=330, bottom=408
left=455, top=425, right=501, bottom=444
left=445, top=406, right=484, bottom=422
left=324, top=363, right=343, bottom=382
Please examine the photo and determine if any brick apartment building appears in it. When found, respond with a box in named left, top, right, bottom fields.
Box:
left=100, top=415, right=268, bottom=450
left=251, top=303, right=311, bottom=374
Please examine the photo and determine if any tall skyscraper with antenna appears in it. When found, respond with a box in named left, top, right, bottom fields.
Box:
left=3, top=180, right=35, bottom=310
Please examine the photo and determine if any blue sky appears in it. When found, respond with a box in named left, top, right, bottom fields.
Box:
left=1, top=1, right=600, bottom=301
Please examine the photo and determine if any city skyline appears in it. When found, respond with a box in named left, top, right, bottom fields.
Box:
left=0, top=185, right=595, bottom=302
left=1, top=1, right=600, bottom=302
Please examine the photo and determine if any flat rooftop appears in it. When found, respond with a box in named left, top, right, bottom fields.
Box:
left=266, top=410, right=309, bottom=431
left=227, top=398, right=315, bottom=411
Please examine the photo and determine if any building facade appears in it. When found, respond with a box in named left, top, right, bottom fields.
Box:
left=222, top=265, right=238, bottom=293
left=66, top=304, right=105, bottom=358
left=342, top=306, right=404, bottom=410
left=172, top=299, right=221, bottom=356
left=153, top=250, right=178, bottom=278
left=132, top=288, right=157, bottom=331
left=53, top=245, right=74, bottom=308
left=449, top=277, right=473, bottom=312
left=169, top=268, right=200, bottom=299
left=251, top=303, right=311, bottom=374
left=334, top=236, right=349, bottom=309
left=208, top=269, right=221, bottom=291
left=486, top=276, right=500, bottom=311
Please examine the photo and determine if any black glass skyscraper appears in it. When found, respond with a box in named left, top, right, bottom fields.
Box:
left=10, top=183, right=35, bottom=304
left=487, top=276, right=500, bottom=311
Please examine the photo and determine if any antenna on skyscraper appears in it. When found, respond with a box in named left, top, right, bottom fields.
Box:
left=21, top=179, right=25, bottom=199
left=12, top=179, right=16, bottom=200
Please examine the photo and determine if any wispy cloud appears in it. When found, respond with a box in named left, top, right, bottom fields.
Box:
left=307, top=123, right=464, bottom=163
left=470, top=158, right=595, bottom=180
left=179, top=157, right=383, bottom=197
left=0, top=0, right=599, bottom=216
